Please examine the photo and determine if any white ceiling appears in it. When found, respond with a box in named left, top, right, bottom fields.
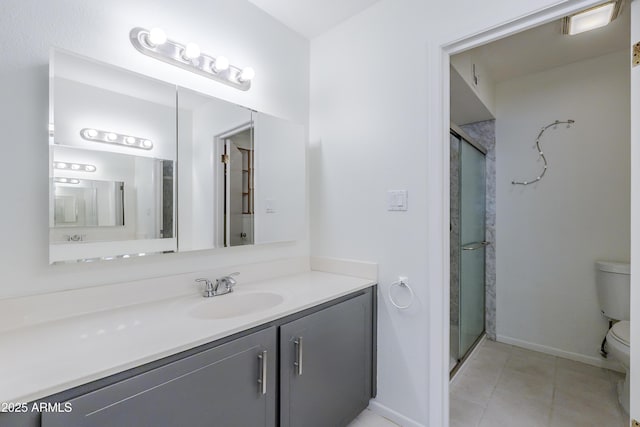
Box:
left=248, top=0, right=383, bottom=39
left=470, top=5, right=629, bottom=84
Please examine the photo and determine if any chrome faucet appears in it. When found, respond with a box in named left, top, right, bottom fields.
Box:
left=195, top=278, right=216, bottom=298
left=195, top=272, right=240, bottom=298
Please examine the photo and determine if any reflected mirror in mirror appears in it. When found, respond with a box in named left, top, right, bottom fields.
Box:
left=252, top=112, right=305, bottom=245
left=177, top=87, right=254, bottom=251
left=50, top=50, right=177, bottom=263
left=54, top=179, right=125, bottom=228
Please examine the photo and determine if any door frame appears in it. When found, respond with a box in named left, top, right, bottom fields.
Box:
left=213, top=122, right=253, bottom=248
left=429, top=1, right=622, bottom=426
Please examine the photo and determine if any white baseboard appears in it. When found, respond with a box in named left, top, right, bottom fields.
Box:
left=496, top=334, right=624, bottom=373
left=368, top=400, right=425, bottom=427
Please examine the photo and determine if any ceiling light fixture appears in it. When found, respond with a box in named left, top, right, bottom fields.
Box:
left=80, top=128, right=153, bottom=150
left=54, top=161, right=97, bottom=172
left=129, top=27, right=254, bottom=91
left=562, top=1, right=622, bottom=35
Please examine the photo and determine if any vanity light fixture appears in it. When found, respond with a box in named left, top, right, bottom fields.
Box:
left=562, top=1, right=623, bottom=35
left=80, top=128, right=153, bottom=150
left=129, top=27, right=254, bottom=91
left=54, top=162, right=96, bottom=172
left=54, top=177, right=81, bottom=184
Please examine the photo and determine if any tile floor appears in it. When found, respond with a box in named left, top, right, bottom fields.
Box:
left=450, top=340, right=629, bottom=427
left=347, top=409, right=399, bottom=427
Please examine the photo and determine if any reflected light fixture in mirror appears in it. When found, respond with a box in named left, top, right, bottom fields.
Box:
left=54, top=162, right=97, bottom=172
left=54, top=177, right=81, bottom=184
left=129, top=27, right=255, bottom=91
left=80, top=128, right=153, bottom=150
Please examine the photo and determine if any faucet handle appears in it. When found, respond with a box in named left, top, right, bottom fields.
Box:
left=217, top=272, right=240, bottom=293
left=195, top=278, right=215, bottom=297
left=226, top=272, right=240, bottom=286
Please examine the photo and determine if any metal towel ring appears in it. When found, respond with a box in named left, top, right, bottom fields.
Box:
left=388, top=279, right=414, bottom=310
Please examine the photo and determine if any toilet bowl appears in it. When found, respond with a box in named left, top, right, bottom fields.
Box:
left=606, top=320, right=630, bottom=414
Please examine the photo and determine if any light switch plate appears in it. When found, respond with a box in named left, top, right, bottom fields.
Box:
left=387, top=190, right=408, bottom=211
left=265, top=199, right=276, bottom=214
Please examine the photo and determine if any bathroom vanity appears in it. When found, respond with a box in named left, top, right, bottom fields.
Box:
left=0, top=271, right=376, bottom=427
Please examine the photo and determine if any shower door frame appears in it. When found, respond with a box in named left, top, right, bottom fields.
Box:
left=450, top=124, right=487, bottom=374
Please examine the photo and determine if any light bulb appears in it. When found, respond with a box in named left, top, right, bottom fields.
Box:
left=56, top=162, right=68, bottom=169
left=85, top=165, right=96, bottom=172
left=106, top=133, right=118, bottom=141
left=58, top=178, right=68, bottom=183
left=70, top=179, right=80, bottom=184
left=71, top=164, right=81, bottom=170
left=183, top=43, right=201, bottom=60
left=84, top=129, right=98, bottom=138
left=239, top=67, right=255, bottom=82
left=125, top=136, right=136, bottom=145
left=142, top=140, right=153, bottom=148
left=148, top=28, right=167, bottom=46
left=212, top=56, right=229, bottom=72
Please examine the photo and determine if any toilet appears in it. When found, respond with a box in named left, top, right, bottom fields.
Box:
left=607, top=320, right=630, bottom=413
left=595, top=260, right=630, bottom=414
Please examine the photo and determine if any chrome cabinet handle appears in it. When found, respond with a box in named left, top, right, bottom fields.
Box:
left=294, top=337, right=303, bottom=376
left=258, top=350, right=267, bottom=395
left=462, top=241, right=491, bottom=251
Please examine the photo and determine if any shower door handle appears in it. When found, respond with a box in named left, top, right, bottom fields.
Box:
left=462, top=241, right=491, bottom=251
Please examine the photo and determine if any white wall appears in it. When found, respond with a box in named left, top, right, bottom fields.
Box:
left=0, top=0, right=309, bottom=298
left=495, top=50, right=630, bottom=366
left=309, top=1, right=593, bottom=425
left=450, top=50, right=496, bottom=116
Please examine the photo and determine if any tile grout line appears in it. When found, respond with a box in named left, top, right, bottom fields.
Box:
left=547, top=355, right=559, bottom=427
left=475, top=342, right=510, bottom=426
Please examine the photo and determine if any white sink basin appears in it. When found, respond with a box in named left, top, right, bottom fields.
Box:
left=189, top=292, right=284, bottom=319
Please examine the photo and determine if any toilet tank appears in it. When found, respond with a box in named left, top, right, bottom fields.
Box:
left=595, top=261, right=630, bottom=321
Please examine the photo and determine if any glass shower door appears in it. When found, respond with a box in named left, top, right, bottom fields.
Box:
left=458, top=139, right=486, bottom=358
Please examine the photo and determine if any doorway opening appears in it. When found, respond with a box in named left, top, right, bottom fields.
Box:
left=215, top=124, right=254, bottom=247
left=443, top=1, right=631, bottom=425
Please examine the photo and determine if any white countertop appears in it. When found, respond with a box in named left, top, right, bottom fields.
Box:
left=0, top=271, right=375, bottom=403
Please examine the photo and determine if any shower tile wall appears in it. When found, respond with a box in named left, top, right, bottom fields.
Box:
left=450, top=120, right=496, bottom=340
left=450, top=134, right=461, bottom=329
left=460, top=120, right=496, bottom=340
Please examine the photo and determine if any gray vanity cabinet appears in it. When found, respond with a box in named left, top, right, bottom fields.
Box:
left=41, top=327, right=277, bottom=427
left=279, top=293, right=374, bottom=427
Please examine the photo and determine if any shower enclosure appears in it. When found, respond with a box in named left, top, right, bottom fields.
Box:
left=450, top=126, right=487, bottom=372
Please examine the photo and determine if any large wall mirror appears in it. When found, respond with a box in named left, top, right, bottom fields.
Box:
left=49, top=50, right=177, bottom=263
left=177, top=88, right=255, bottom=251
left=50, top=50, right=305, bottom=263
left=177, top=88, right=305, bottom=252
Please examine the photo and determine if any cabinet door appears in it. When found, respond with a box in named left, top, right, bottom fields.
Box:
left=280, top=293, right=373, bottom=427
left=42, top=327, right=276, bottom=427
